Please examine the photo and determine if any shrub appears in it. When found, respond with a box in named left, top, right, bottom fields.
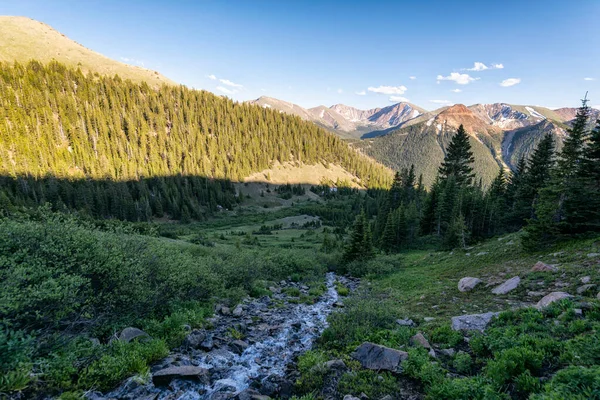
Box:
left=338, top=370, right=397, bottom=398
left=453, top=351, right=473, bottom=375
left=486, top=346, right=543, bottom=387
left=429, top=325, right=464, bottom=349
left=530, top=366, right=600, bottom=400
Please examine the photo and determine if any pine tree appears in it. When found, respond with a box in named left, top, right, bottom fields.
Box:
left=438, top=124, right=475, bottom=186
left=343, top=209, right=374, bottom=263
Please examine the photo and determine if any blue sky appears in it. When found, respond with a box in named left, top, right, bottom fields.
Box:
left=2, top=0, right=599, bottom=110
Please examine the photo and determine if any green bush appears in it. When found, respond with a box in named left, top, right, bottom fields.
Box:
left=530, top=366, right=600, bottom=400
left=429, top=325, right=464, bottom=349
left=485, top=346, right=543, bottom=387
left=295, top=350, right=328, bottom=392
left=338, top=370, right=397, bottom=398
left=453, top=351, right=473, bottom=375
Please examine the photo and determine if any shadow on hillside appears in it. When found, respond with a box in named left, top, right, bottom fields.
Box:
left=0, top=174, right=368, bottom=223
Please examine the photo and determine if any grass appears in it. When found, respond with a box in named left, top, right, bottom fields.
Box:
left=0, top=16, right=174, bottom=87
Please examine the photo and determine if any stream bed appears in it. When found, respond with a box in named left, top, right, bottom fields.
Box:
left=95, top=273, right=356, bottom=400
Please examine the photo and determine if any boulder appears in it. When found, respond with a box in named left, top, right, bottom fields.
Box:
left=152, top=366, right=210, bottom=386
left=118, top=327, right=150, bottom=343
left=536, top=292, right=572, bottom=309
left=451, top=312, right=500, bottom=332
left=423, top=317, right=435, bottom=322
left=184, top=329, right=206, bottom=349
left=351, top=342, right=408, bottom=372
left=531, top=261, right=557, bottom=272
left=232, top=305, right=244, bottom=317
left=576, top=284, right=596, bottom=294
left=220, top=306, right=231, bottom=316
left=597, top=292, right=600, bottom=300
left=580, top=276, right=591, bottom=284
left=587, top=253, right=600, bottom=258
left=491, top=276, right=520, bottom=295
left=343, top=396, right=360, bottom=400
left=396, top=318, right=416, bottom=327
left=527, top=291, right=546, bottom=297
left=439, top=348, right=456, bottom=357
left=230, top=340, right=249, bottom=355
left=458, top=277, right=482, bottom=292
left=410, top=332, right=431, bottom=349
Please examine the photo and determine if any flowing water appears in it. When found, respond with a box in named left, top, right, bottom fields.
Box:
left=102, top=272, right=348, bottom=400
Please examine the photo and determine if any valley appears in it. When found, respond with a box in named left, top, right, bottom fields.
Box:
left=1, top=9, right=600, bottom=400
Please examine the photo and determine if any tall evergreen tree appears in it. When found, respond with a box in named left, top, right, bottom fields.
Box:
left=438, top=124, right=475, bottom=186
left=343, top=209, right=375, bottom=263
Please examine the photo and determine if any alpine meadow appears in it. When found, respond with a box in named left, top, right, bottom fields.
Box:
left=1, top=3, right=600, bottom=400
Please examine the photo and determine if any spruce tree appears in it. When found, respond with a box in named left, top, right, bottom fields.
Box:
left=343, top=209, right=374, bottom=263
left=438, top=124, right=475, bottom=186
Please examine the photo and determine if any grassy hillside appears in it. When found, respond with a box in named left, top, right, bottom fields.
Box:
left=0, top=16, right=175, bottom=87
left=296, top=232, right=600, bottom=399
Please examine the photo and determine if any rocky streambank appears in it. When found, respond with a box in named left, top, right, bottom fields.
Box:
left=93, top=273, right=358, bottom=400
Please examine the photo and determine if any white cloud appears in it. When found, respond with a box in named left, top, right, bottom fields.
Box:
left=409, top=76, right=417, bottom=80
left=207, top=74, right=217, bottom=80
left=389, top=96, right=410, bottom=102
left=500, top=78, right=521, bottom=87
left=584, top=77, right=596, bottom=81
left=430, top=99, right=454, bottom=106
left=467, top=62, right=488, bottom=71
left=451, top=89, right=462, bottom=93
left=465, top=62, right=503, bottom=71
left=216, top=86, right=236, bottom=95
left=367, top=85, right=408, bottom=95
left=436, top=72, right=479, bottom=85
left=355, top=90, right=366, bottom=95
left=219, top=79, right=243, bottom=88
left=593, top=105, right=600, bottom=110
left=337, top=88, right=344, bottom=94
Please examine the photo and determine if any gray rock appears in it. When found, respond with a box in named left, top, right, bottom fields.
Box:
left=230, top=340, right=249, bottom=355
left=351, top=342, right=408, bottom=372
left=410, top=332, right=431, bottom=349
left=587, top=253, right=600, bottom=258
left=152, top=366, right=210, bottom=386
left=527, top=291, right=546, bottom=297
left=491, top=276, right=520, bottom=295
left=439, top=348, right=456, bottom=357
left=536, top=292, right=573, bottom=309
left=424, top=317, right=436, bottom=322
left=220, top=306, right=231, bottom=316
left=396, top=318, right=416, bottom=327
left=343, top=396, right=360, bottom=400
left=323, top=359, right=346, bottom=370
left=451, top=312, right=500, bottom=332
left=580, top=276, right=591, bottom=284
left=476, top=252, right=488, bottom=256
left=232, top=305, right=244, bottom=317
left=531, top=261, right=558, bottom=272
left=184, top=329, right=206, bottom=349
left=458, top=277, right=482, bottom=292
left=576, top=284, right=596, bottom=294
left=118, top=327, right=150, bottom=343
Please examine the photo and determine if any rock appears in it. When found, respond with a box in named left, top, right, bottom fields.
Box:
left=268, top=286, right=280, bottom=294
left=230, top=340, right=249, bottom=355
left=323, top=359, right=346, bottom=370
left=200, top=334, right=214, bottom=351
left=598, top=292, right=600, bottom=300
left=351, top=342, right=408, bottom=372
left=576, top=284, right=596, bottom=294
left=410, top=332, right=431, bottom=349
left=476, top=252, right=488, bottom=256
left=89, top=338, right=101, bottom=346
left=439, top=348, right=456, bottom=357
left=232, top=305, right=244, bottom=317
left=152, top=366, right=210, bottom=386
left=531, top=261, right=558, bottom=272
left=491, top=276, right=520, bottom=295
left=423, top=317, right=435, bottom=322
left=333, top=301, right=345, bottom=308
left=396, top=318, right=416, bottom=327
left=451, top=312, right=500, bottom=332
left=458, top=277, right=482, bottom=292
left=220, top=306, right=231, bottom=316
left=343, top=396, right=360, bottom=400
left=574, top=308, right=583, bottom=315
left=428, top=348, right=437, bottom=358
left=587, top=253, right=600, bottom=258
left=118, top=327, right=150, bottom=343
left=536, top=292, right=573, bottom=309
left=580, top=276, right=591, bottom=284
left=184, top=329, right=207, bottom=349
left=236, top=389, right=261, bottom=400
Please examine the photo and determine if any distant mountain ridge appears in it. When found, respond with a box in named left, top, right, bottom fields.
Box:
left=248, top=96, right=426, bottom=139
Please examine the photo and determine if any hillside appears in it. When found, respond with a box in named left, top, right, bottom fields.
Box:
left=0, top=16, right=175, bottom=87
left=0, top=61, right=391, bottom=221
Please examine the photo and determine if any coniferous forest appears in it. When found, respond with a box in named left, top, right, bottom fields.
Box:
left=0, top=61, right=390, bottom=221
